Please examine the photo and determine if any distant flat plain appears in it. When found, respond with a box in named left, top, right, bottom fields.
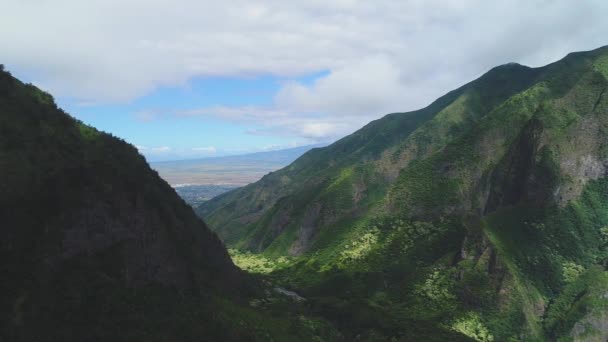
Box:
left=151, top=144, right=323, bottom=205
left=152, top=159, right=286, bottom=187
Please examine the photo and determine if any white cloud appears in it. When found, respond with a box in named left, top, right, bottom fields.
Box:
left=152, top=146, right=171, bottom=152
left=177, top=105, right=362, bottom=141
left=191, top=146, right=217, bottom=153
left=276, top=56, right=408, bottom=117
left=3, top=0, right=607, bottom=139
left=136, top=145, right=171, bottom=153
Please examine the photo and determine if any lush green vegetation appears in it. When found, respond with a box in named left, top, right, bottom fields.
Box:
left=0, top=67, right=349, bottom=341
left=229, top=248, right=292, bottom=274
left=201, top=46, right=608, bottom=340
left=4, top=45, right=608, bottom=340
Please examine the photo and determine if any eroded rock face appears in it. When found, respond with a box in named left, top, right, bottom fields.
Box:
left=556, top=115, right=608, bottom=205
left=571, top=311, right=608, bottom=342
left=484, top=119, right=547, bottom=214
left=289, top=203, right=322, bottom=255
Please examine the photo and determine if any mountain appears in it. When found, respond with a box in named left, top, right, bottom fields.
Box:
left=0, top=67, right=361, bottom=341
left=0, top=66, right=254, bottom=340
left=199, top=144, right=327, bottom=165
left=151, top=144, right=325, bottom=187
left=0, top=66, right=472, bottom=342
left=198, top=46, right=608, bottom=340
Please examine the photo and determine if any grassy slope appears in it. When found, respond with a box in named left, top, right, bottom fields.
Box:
left=201, top=46, right=608, bottom=340
left=199, top=60, right=540, bottom=252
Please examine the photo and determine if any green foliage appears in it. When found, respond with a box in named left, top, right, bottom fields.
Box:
left=339, top=226, right=380, bottom=264
left=229, top=248, right=292, bottom=274
left=78, top=122, right=101, bottom=140
left=543, top=267, right=608, bottom=339
left=212, top=297, right=343, bottom=341
left=562, top=262, right=585, bottom=283
left=593, top=54, right=608, bottom=79
left=25, top=83, right=56, bottom=106
left=391, top=156, right=461, bottom=211
left=416, top=269, right=456, bottom=302
left=451, top=312, right=495, bottom=342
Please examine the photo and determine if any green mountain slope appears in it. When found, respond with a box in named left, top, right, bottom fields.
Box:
left=0, top=66, right=253, bottom=340
left=199, top=46, right=608, bottom=340
left=0, top=67, right=359, bottom=342
left=198, top=59, right=543, bottom=252
left=0, top=66, right=474, bottom=342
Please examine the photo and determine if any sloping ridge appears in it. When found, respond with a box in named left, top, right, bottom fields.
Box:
left=198, top=46, right=608, bottom=340
left=200, top=46, right=608, bottom=256
left=0, top=68, right=244, bottom=341
left=198, top=52, right=542, bottom=252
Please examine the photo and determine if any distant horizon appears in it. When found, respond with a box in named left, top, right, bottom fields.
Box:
left=151, top=140, right=318, bottom=186
left=149, top=142, right=328, bottom=163
left=3, top=1, right=606, bottom=162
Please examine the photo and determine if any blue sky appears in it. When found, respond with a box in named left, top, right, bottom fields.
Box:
left=3, top=1, right=607, bottom=161
left=53, top=73, right=327, bottom=161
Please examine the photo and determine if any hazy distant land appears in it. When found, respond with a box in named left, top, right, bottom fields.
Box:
left=151, top=144, right=323, bottom=205
left=172, top=184, right=238, bottom=207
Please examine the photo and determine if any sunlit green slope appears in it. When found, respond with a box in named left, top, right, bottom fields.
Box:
left=200, top=46, right=608, bottom=340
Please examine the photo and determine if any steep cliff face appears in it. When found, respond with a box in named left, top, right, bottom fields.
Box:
left=0, top=68, right=245, bottom=341
left=199, top=46, right=608, bottom=340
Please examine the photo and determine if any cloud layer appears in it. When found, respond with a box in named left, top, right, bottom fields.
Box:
left=4, top=0, right=607, bottom=141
